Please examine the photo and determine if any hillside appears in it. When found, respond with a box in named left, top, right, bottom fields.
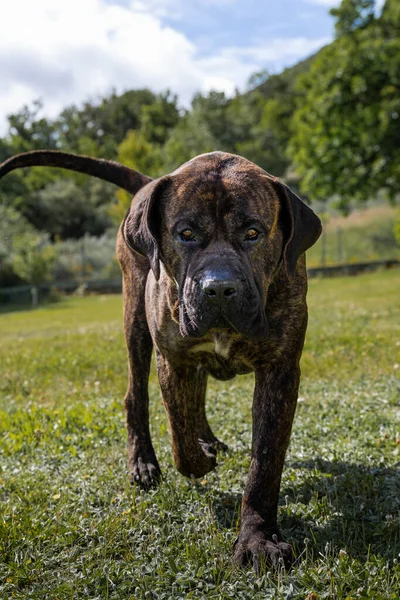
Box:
left=307, top=204, right=400, bottom=267
left=254, top=51, right=318, bottom=99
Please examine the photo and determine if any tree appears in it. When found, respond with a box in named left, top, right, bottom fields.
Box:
left=330, top=0, right=375, bottom=36
left=55, top=89, right=157, bottom=158
left=110, top=130, right=164, bottom=223
left=189, top=91, right=234, bottom=151
left=12, top=233, right=56, bottom=306
left=163, top=111, right=217, bottom=171
left=0, top=205, right=37, bottom=286
left=31, top=179, right=112, bottom=239
left=289, top=0, right=400, bottom=210
left=234, top=82, right=292, bottom=177
left=140, top=91, right=180, bottom=145
left=7, top=99, right=57, bottom=153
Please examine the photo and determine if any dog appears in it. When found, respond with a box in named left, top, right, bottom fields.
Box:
left=0, top=149, right=322, bottom=569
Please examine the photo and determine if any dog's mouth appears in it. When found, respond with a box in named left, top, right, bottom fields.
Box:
left=209, top=313, right=239, bottom=333
left=179, top=299, right=268, bottom=340
left=178, top=302, right=234, bottom=338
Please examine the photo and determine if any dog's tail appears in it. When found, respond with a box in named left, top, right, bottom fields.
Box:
left=0, top=150, right=152, bottom=194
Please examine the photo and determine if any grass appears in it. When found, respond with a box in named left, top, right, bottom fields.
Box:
left=0, top=269, right=399, bottom=599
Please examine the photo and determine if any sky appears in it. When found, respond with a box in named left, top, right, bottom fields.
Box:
left=0, top=0, right=345, bottom=135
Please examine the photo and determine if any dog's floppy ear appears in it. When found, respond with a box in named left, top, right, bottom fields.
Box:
left=123, top=177, right=170, bottom=280
left=275, top=180, right=322, bottom=278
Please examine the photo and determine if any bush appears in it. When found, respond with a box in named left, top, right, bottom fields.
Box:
left=0, top=205, right=38, bottom=286
left=53, top=232, right=118, bottom=281
left=12, top=233, right=56, bottom=285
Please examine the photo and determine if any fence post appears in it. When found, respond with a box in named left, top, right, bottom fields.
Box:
left=337, top=227, right=343, bottom=264
left=80, top=238, right=85, bottom=281
left=320, top=230, right=327, bottom=266
left=31, top=285, right=38, bottom=307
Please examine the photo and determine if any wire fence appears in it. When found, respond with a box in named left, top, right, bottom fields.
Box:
left=1, top=259, right=399, bottom=307
left=307, top=217, right=400, bottom=268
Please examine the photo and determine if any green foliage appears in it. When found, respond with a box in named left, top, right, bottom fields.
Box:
left=162, top=89, right=247, bottom=172
left=290, top=0, right=400, bottom=208
left=163, top=111, right=217, bottom=171
left=235, top=90, right=290, bottom=176
left=190, top=91, right=234, bottom=150
left=0, top=271, right=399, bottom=597
left=110, top=130, right=164, bottom=223
left=0, top=205, right=36, bottom=254
left=117, top=130, right=162, bottom=176
left=55, top=89, right=156, bottom=157
left=12, top=233, right=56, bottom=285
left=53, top=233, right=118, bottom=281
left=22, top=179, right=112, bottom=239
left=0, top=137, right=13, bottom=163
left=382, top=0, right=400, bottom=22
left=330, top=0, right=375, bottom=36
left=0, top=205, right=37, bottom=286
left=140, top=90, right=180, bottom=145
left=7, top=99, right=58, bottom=154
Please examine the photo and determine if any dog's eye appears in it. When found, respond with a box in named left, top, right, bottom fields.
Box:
left=245, top=228, right=260, bottom=241
left=180, top=229, right=196, bottom=242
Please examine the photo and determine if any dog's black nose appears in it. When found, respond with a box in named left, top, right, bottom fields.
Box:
left=201, top=277, right=239, bottom=301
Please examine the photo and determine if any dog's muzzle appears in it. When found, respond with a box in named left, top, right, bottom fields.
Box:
left=179, top=265, right=268, bottom=339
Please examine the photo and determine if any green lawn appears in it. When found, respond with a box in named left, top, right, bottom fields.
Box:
left=1, top=269, right=399, bottom=599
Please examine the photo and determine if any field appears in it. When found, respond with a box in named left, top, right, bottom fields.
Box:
left=1, top=269, right=399, bottom=599
left=306, top=205, right=400, bottom=267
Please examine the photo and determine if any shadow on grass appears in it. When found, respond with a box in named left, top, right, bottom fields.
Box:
left=211, top=491, right=242, bottom=530
left=0, top=303, right=33, bottom=314
left=206, top=459, right=399, bottom=563
left=0, top=298, right=68, bottom=315
left=279, top=458, right=400, bottom=561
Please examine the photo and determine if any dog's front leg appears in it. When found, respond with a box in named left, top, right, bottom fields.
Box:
left=156, top=353, right=217, bottom=479
left=119, top=245, right=161, bottom=489
left=234, top=362, right=300, bottom=571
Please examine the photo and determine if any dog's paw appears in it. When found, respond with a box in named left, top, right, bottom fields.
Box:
left=199, top=437, right=228, bottom=456
left=129, top=456, right=161, bottom=489
left=174, top=445, right=217, bottom=478
left=234, top=529, right=293, bottom=573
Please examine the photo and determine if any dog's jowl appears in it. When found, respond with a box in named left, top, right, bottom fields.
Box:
left=0, top=149, right=322, bottom=569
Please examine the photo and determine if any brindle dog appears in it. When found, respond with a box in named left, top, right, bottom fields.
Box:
left=0, top=150, right=322, bottom=569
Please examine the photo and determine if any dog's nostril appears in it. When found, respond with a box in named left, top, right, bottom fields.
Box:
left=224, top=287, right=236, bottom=298
left=205, top=287, right=217, bottom=297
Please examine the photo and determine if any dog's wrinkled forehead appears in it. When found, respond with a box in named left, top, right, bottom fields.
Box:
left=163, top=151, right=279, bottom=227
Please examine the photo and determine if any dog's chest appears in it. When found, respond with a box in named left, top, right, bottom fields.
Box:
left=190, top=337, right=232, bottom=359
left=189, top=336, right=253, bottom=379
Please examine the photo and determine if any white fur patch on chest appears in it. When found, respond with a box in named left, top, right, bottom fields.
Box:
left=213, top=337, right=231, bottom=358
left=190, top=337, right=232, bottom=358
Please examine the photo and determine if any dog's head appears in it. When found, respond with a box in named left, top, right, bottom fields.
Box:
left=124, top=152, right=322, bottom=339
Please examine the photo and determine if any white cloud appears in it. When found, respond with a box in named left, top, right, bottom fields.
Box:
left=195, top=0, right=240, bottom=5
left=305, top=0, right=339, bottom=5
left=131, top=0, right=238, bottom=15
left=130, top=0, right=184, bottom=20
left=0, top=0, right=329, bottom=135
